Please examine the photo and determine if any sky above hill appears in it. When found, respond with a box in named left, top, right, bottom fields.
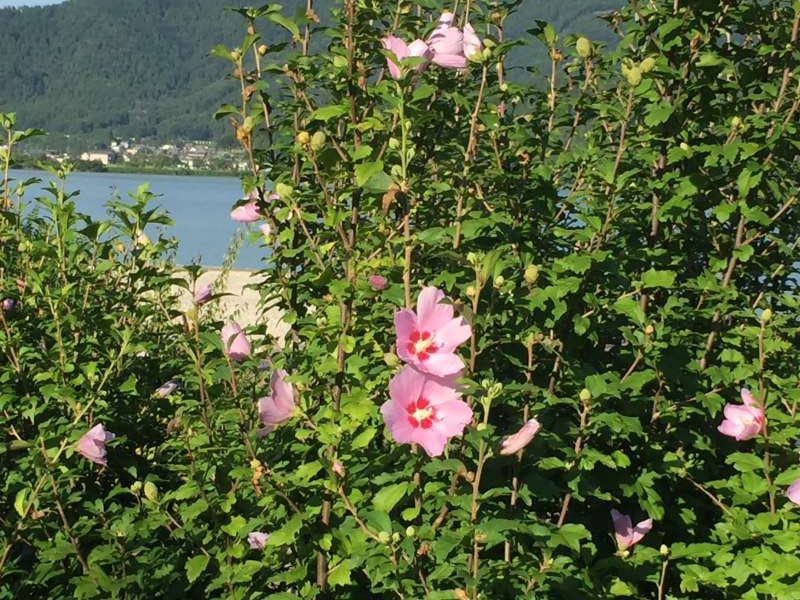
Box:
left=0, top=0, right=64, bottom=6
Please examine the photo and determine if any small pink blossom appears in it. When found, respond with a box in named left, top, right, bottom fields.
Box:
left=380, top=365, right=472, bottom=457
left=248, top=531, right=269, bottom=549
left=221, top=322, right=251, bottom=362
left=381, top=35, right=432, bottom=79
left=257, top=370, right=296, bottom=436
left=427, top=12, right=467, bottom=69
left=787, top=479, right=800, bottom=505
left=193, top=284, right=213, bottom=306
left=154, top=380, right=179, bottom=398
left=499, top=418, right=541, bottom=455
left=76, top=423, right=115, bottom=466
left=368, top=274, right=388, bottom=291
left=718, top=388, right=765, bottom=441
left=230, top=201, right=261, bottom=223
left=611, top=509, right=652, bottom=551
left=395, top=287, right=471, bottom=377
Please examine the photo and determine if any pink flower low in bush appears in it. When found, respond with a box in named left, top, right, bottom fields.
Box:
left=221, top=322, right=251, bottom=362
left=76, top=423, right=115, bottom=466
left=462, top=23, right=482, bottom=61
left=381, top=35, right=432, bottom=80
left=368, top=274, right=387, bottom=291
left=611, top=509, right=652, bottom=551
left=718, top=388, right=765, bottom=441
left=230, top=201, right=261, bottom=223
left=427, top=12, right=467, bottom=69
left=499, top=418, right=541, bottom=455
left=257, top=369, right=296, bottom=437
left=381, top=365, right=472, bottom=457
left=193, top=284, right=212, bottom=306
left=395, top=286, right=471, bottom=377
left=787, top=479, right=800, bottom=506
left=247, top=531, right=269, bottom=549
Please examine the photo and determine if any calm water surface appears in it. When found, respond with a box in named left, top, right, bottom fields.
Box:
left=8, top=169, right=266, bottom=269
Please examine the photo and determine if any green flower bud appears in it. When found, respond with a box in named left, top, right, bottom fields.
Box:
left=640, top=57, right=656, bottom=73
left=257, top=44, right=268, bottom=56
left=310, top=131, right=327, bottom=151
left=378, top=531, right=391, bottom=543
left=499, top=82, right=509, bottom=92
left=493, top=275, right=505, bottom=289
left=405, top=526, right=416, bottom=538
left=621, top=549, right=630, bottom=559
left=275, top=182, right=294, bottom=199
left=524, top=264, right=540, bottom=285
left=391, top=532, right=401, bottom=543
left=130, top=481, right=143, bottom=495
left=731, top=116, right=742, bottom=128
left=624, top=66, right=642, bottom=87
left=295, top=131, right=310, bottom=146
left=760, top=308, right=773, bottom=323
left=644, top=324, right=655, bottom=336
left=231, top=49, right=241, bottom=61
left=660, top=544, right=670, bottom=557
left=679, top=142, right=690, bottom=152
left=143, top=481, right=159, bottom=503
left=579, top=388, right=592, bottom=402
left=576, top=36, right=592, bottom=59
left=466, top=285, right=477, bottom=298
left=388, top=137, right=400, bottom=150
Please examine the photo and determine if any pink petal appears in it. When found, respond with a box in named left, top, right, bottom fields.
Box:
left=388, top=365, right=426, bottom=405
left=740, top=388, right=759, bottom=407
left=221, top=323, right=251, bottom=361
left=416, top=287, right=453, bottom=331
left=230, top=201, right=261, bottom=223
left=382, top=35, right=409, bottom=80
left=431, top=52, right=468, bottom=70
left=717, top=419, right=744, bottom=439
left=380, top=398, right=417, bottom=444
left=419, top=351, right=465, bottom=377
left=630, top=519, right=653, bottom=547
left=431, top=399, right=473, bottom=438
left=611, top=509, right=633, bottom=549
left=421, top=373, right=461, bottom=405
left=414, top=428, right=450, bottom=457
left=500, top=418, right=541, bottom=455
left=270, top=370, right=294, bottom=410
left=408, top=39, right=432, bottom=59
left=437, top=11, right=455, bottom=26
left=462, top=23, right=482, bottom=60
left=787, top=479, right=800, bottom=505
left=434, top=316, right=471, bottom=352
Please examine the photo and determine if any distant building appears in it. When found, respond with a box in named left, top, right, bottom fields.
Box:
left=79, top=150, right=115, bottom=165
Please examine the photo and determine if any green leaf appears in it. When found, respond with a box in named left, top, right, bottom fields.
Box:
left=641, top=269, right=677, bottom=288
left=726, top=452, right=763, bottom=473
left=372, top=482, right=408, bottom=513
left=185, top=554, right=210, bottom=584
left=311, top=104, right=349, bottom=122
left=266, top=514, right=303, bottom=547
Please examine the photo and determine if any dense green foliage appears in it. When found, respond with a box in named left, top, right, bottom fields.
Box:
left=3, top=0, right=800, bottom=598
left=0, top=0, right=617, bottom=149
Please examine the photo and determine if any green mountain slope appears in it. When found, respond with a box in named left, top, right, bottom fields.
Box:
left=0, top=0, right=618, bottom=148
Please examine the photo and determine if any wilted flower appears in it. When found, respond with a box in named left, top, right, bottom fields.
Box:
left=154, top=380, right=179, bottom=398
left=230, top=201, right=261, bottom=223
left=368, top=274, right=388, bottom=291
left=76, top=423, right=115, bottom=466
left=718, top=388, right=765, bottom=441
left=381, top=35, right=432, bottom=79
left=499, top=418, right=541, bottom=455
left=380, top=365, right=473, bottom=457
left=427, top=12, right=467, bottom=69
left=611, top=509, right=652, bottom=551
left=257, top=370, right=296, bottom=436
left=787, top=479, right=800, bottom=505
left=193, top=284, right=212, bottom=306
left=395, top=286, right=471, bottom=377
left=248, top=531, right=269, bottom=549
left=221, top=322, right=251, bottom=362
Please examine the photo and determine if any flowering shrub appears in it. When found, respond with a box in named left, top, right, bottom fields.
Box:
left=3, top=0, right=800, bottom=598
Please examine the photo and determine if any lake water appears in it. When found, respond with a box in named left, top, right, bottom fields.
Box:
left=7, top=169, right=265, bottom=269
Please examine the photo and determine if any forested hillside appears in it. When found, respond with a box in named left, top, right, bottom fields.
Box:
left=0, top=0, right=618, bottom=148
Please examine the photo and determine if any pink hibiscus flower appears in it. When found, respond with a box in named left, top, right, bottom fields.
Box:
left=76, top=423, right=115, bottom=466
left=221, top=322, right=251, bottom=362
left=368, top=274, right=388, bottom=291
left=611, top=509, right=652, bottom=551
left=394, top=286, right=471, bottom=377
left=787, top=479, right=800, bottom=506
left=499, top=418, right=541, bottom=455
left=427, top=12, right=467, bottom=69
left=230, top=201, right=261, bottom=223
left=718, top=388, right=765, bottom=441
left=258, top=369, right=296, bottom=436
left=381, top=35, right=432, bottom=79
left=248, top=531, right=269, bottom=549
left=380, top=365, right=472, bottom=457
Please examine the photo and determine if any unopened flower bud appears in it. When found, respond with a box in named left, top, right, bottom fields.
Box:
left=391, top=532, right=401, bottom=543
left=296, top=131, right=310, bottom=146
left=731, top=116, right=742, bottom=128
left=310, top=131, right=326, bottom=151
left=405, top=526, right=416, bottom=537
left=579, top=388, right=592, bottom=402
left=231, top=49, right=241, bottom=61
left=624, top=66, right=642, bottom=87
left=524, top=264, right=540, bottom=285
left=143, top=481, right=159, bottom=503
left=257, top=44, right=268, bottom=56
left=378, top=531, right=391, bottom=543
left=760, top=308, right=773, bottom=323
left=660, top=544, right=670, bottom=557
left=679, top=142, right=690, bottom=152
left=644, top=324, right=655, bottom=336
left=466, top=285, right=477, bottom=298
left=130, top=481, right=143, bottom=495
left=576, top=36, right=592, bottom=58
left=621, top=549, right=630, bottom=559
left=640, top=57, right=656, bottom=73
left=493, top=275, right=505, bottom=289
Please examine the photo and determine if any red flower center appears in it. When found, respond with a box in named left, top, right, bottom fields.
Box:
left=407, top=330, right=438, bottom=361
left=406, top=397, right=436, bottom=429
